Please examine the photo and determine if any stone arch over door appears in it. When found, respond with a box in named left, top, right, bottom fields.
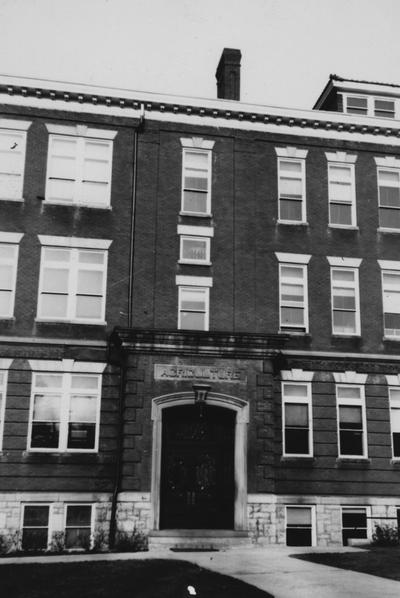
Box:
left=150, top=392, right=249, bottom=530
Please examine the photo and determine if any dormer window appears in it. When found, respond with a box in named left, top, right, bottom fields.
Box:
left=342, top=94, right=396, bottom=119
left=346, top=96, right=368, bottom=115
left=374, top=98, right=395, bottom=119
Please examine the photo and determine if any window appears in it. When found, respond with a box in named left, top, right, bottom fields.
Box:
left=286, top=506, right=315, bottom=546
left=377, top=168, right=400, bottom=229
left=181, top=148, right=212, bottom=215
left=45, top=124, right=116, bottom=208
left=276, top=254, right=311, bottom=333
left=180, top=236, right=210, bottom=264
left=0, top=233, right=23, bottom=318
left=341, top=507, right=368, bottom=546
left=65, top=504, right=93, bottom=549
left=0, top=119, right=31, bottom=201
left=379, top=265, right=400, bottom=337
left=178, top=286, right=209, bottom=330
left=374, top=98, right=395, bottom=119
left=327, top=164, right=356, bottom=227
left=336, top=385, right=367, bottom=458
left=389, top=388, right=400, bottom=458
left=277, top=159, right=306, bottom=222
left=22, top=505, right=50, bottom=551
left=28, top=362, right=104, bottom=452
left=37, top=236, right=111, bottom=324
left=282, top=382, right=312, bottom=457
left=329, top=262, right=361, bottom=335
left=345, top=96, right=368, bottom=115
left=0, top=361, right=11, bottom=450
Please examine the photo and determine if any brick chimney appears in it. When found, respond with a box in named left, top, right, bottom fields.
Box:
left=215, top=48, right=241, bottom=101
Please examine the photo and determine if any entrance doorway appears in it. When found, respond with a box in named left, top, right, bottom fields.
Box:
left=159, top=404, right=235, bottom=529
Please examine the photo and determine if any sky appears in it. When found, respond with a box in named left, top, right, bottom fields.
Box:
left=0, top=0, right=400, bottom=110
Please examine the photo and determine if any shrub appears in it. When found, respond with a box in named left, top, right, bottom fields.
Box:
left=372, top=524, right=399, bottom=546
left=49, top=531, right=65, bottom=553
left=114, top=529, right=148, bottom=552
left=0, top=530, right=21, bottom=555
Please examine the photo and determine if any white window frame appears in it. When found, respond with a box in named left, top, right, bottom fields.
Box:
left=178, top=285, right=210, bottom=331
left=275, top=254, right=311, bottom=334
left=0, top=119, right=31, bottom=202
left=0, top=360, right=12, bottom=451
left=377, top=166, right=400, bottom=231
left=343, top=94, right=369, bottom=116
left=179, top=236, right=211, bottom=265
left=389, top=387, right=400, bottom=460
left=36, top=236, right=111, bottom=325
left=342, top=94, right=396, bottom=119
left=373, top=97, right=396, bottom=119
left=285, top=505, right=316, bottom=547
left=378, top=261, right=400, bottom=338
left=180, top=147, right=212, bottom=216
left=44, top=124, right=116, bottom=209
left=64, top=503, right=94, bottom=550
left=341, top=506, right=371, bottom=546
left=326, top=155, right=357, bottom=228
left=328, top=261, right=361, bottom=336
left=21, top=503, right=52, bottom=551
left=0, top=232, right=23, bottom=319
left=27, top=363, right=104, bottom=453
left=282, top=381, right=313, bottom=457
left=336, top=384, right=368, bottom=459
left=275, top=147, right=308, bottom=224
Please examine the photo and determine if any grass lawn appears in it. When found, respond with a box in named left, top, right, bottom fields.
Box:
left=0, top=558, right=273, bottom=598
left=294, top=546, right=400, bottom=582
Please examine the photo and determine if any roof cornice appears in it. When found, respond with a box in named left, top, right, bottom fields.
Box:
left=2, top=75, right=400, bottom=144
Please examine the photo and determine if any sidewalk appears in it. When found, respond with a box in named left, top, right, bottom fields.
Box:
left=1, top=545, right=399, bottom=598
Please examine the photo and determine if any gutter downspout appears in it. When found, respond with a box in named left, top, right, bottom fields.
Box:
left=109, top=106, right=145, bottom=549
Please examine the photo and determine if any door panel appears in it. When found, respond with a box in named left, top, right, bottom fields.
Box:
left=160, top=404, right=235, bottom=529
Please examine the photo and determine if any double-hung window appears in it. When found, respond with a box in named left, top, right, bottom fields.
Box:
left=0, top=232, right=23, bottom=318
left=345, top=95, right=368, bottom=116
left=336, top=384, right=367, bottom=458
left=177, top=225, right=213, bottom=265
left=28, top=361, right=105, bottom=452
left=378, top=261, right=400, bottom=337
left=286, top=506, right=315, bottom=546
left=374, top=98, right=395, bottom=119
left=0, top=359, right=12, bottom=450
left=180, top=138, right=214, bottom=216
left=22, top=504, right=50, bottom=551
left=326, top=153, right=357, bottom=227
left=37, top=236, right=111, bottom=324
left=375, top=157, right=400, bottom=230
left=45, top=124, right=116, bottom=208
left=341, top=507, right=369, bottom=546
left=343, top=95, right=396, bottom=119
left=282, top=382, right=312, bottom=457
left=176, top=276, right=212, bottom=331
left=276, top=253, right=311, bottom=333
left=389, top=388, right=400, bottom=459
left=65, top=504, right=93, bottom=549
left=275, top=147, right=308, bottom=223
left=0, top=119, right=31, bottom=201
left=328, top=258, right=361, bottom=336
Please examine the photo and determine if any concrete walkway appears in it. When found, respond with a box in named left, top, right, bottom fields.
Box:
left=1, top=545, right=399, bottom=598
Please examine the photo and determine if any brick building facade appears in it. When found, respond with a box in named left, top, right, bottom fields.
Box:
left=1, top=51, right=400, bottom=550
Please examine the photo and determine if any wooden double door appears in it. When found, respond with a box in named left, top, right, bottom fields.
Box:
left=160, top=404, right=235, bottom=529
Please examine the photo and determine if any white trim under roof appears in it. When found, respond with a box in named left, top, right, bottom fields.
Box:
left=275, top=146, right=308, bottom=159
left=175, top=275, right=213, bottom=287
left=275, top=252, right=311, bottom=264
left=374, top=156, right=400, bottom=168
left=28, top=359, right=106, bottom=373
left=325, top=151, right=358, bottom=163
left=0, top=118, right=32, bottom=131
left=180, top=137, right=215, bottom=150
left=177, top=225, right=214, bottom=237
left=327, top=256, right=362, bottom=267
left=38, top=235, right=112, bottom=249
left=0, top=232, right=23, bottom=244
left=45, top=123, right=117, bottom=139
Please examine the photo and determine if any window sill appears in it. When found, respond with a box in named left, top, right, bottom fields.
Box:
left=23, top=449, right=98, bottom=455
left=281, top=456, right=314, bottom=462
left=336, top=457, right=370, bottom=463
left=277, top=220, right=308, bottom=226
left=383, top=336, right=400, bottom=342
left=279, top=330, right=309, bottom=336
left=0, top=317, right=15, bottom=321
left=378, top=227, right=400, bottom=234
left=328, top=224, right=359, bottom=230
left=42, top=200, right=112, bottom=210
left=35, top=318, right=107, bottom=326
left=178, top=260, right=212, bottom=266
left=332, top=334, right=361, bottom=339
left=390, top=459, right=400, bottom=466
left=179, top=211, right=212, bottom=218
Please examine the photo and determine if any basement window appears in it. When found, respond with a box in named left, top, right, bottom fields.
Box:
left=286, top=506, right=315, bottom=546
